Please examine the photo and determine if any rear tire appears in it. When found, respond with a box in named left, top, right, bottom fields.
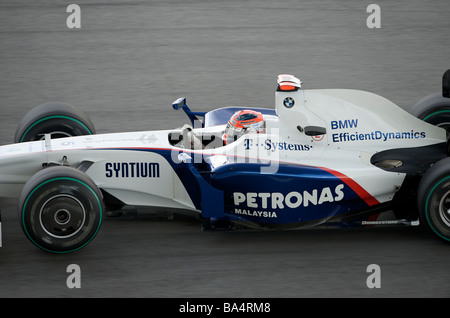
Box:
left=417, top=157, right=450, bottom=242
left=18, top=166, right=104, bottom=253
left=411, top=93, right=450, bottom=136
left=15, top=102, right=95, bottom=143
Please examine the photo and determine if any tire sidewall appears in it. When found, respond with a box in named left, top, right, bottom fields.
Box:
left=421, top=176, right=450, bottom=241
left=15, top=102, right=95, bottom=143
left=411, top=93, right=450, bottom=129
left=19, top=116, right=93, bottom=142
left=19, top=167, right=103, bottom=253
left=418, top=158, right=450, bottom=241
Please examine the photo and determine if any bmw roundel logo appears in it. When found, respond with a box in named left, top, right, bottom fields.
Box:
left=283, top=97, right=295, bottom=108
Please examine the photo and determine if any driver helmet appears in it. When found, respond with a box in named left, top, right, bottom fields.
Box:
left=222, top=110, right=265, bottom=145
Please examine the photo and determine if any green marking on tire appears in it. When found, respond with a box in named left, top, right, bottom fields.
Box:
left=424, top=175, right=450, bottom=242
left=423, top=110, right=450, bottom=122
left=22, top=177, right=103, bottom=253
left=20, top=115, right=93, bottom=142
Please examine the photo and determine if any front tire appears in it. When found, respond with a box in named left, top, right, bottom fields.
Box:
left=18, top=166, right=104, bottom=253
left=15, top=102, right=95, bottom=143
left=417, top=157, right=450, bottom=242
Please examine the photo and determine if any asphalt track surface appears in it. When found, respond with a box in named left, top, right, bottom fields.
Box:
left=1, top=0, right=450, bottom=299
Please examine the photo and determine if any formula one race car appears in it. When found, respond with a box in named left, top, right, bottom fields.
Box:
left=1, top=71, right=450, bottom=253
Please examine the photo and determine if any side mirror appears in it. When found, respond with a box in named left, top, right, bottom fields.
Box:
left=171, top=97, right=207, bottom=128
left=172, top=97, right=187, bottom=110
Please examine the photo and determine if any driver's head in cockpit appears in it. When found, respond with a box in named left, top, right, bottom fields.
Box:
left=222, top=110, right=265, bottom=145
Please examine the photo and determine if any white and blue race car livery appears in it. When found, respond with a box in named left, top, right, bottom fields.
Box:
left=1, top=72, right=450, bottom=252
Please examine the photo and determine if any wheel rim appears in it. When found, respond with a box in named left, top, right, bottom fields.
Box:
left=39, top=194, right=86, bottom=238
left=438, top=190, right=450, bottom=227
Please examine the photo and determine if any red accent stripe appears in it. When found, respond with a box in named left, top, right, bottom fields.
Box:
left=320, top=167, right=380, bottom=207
